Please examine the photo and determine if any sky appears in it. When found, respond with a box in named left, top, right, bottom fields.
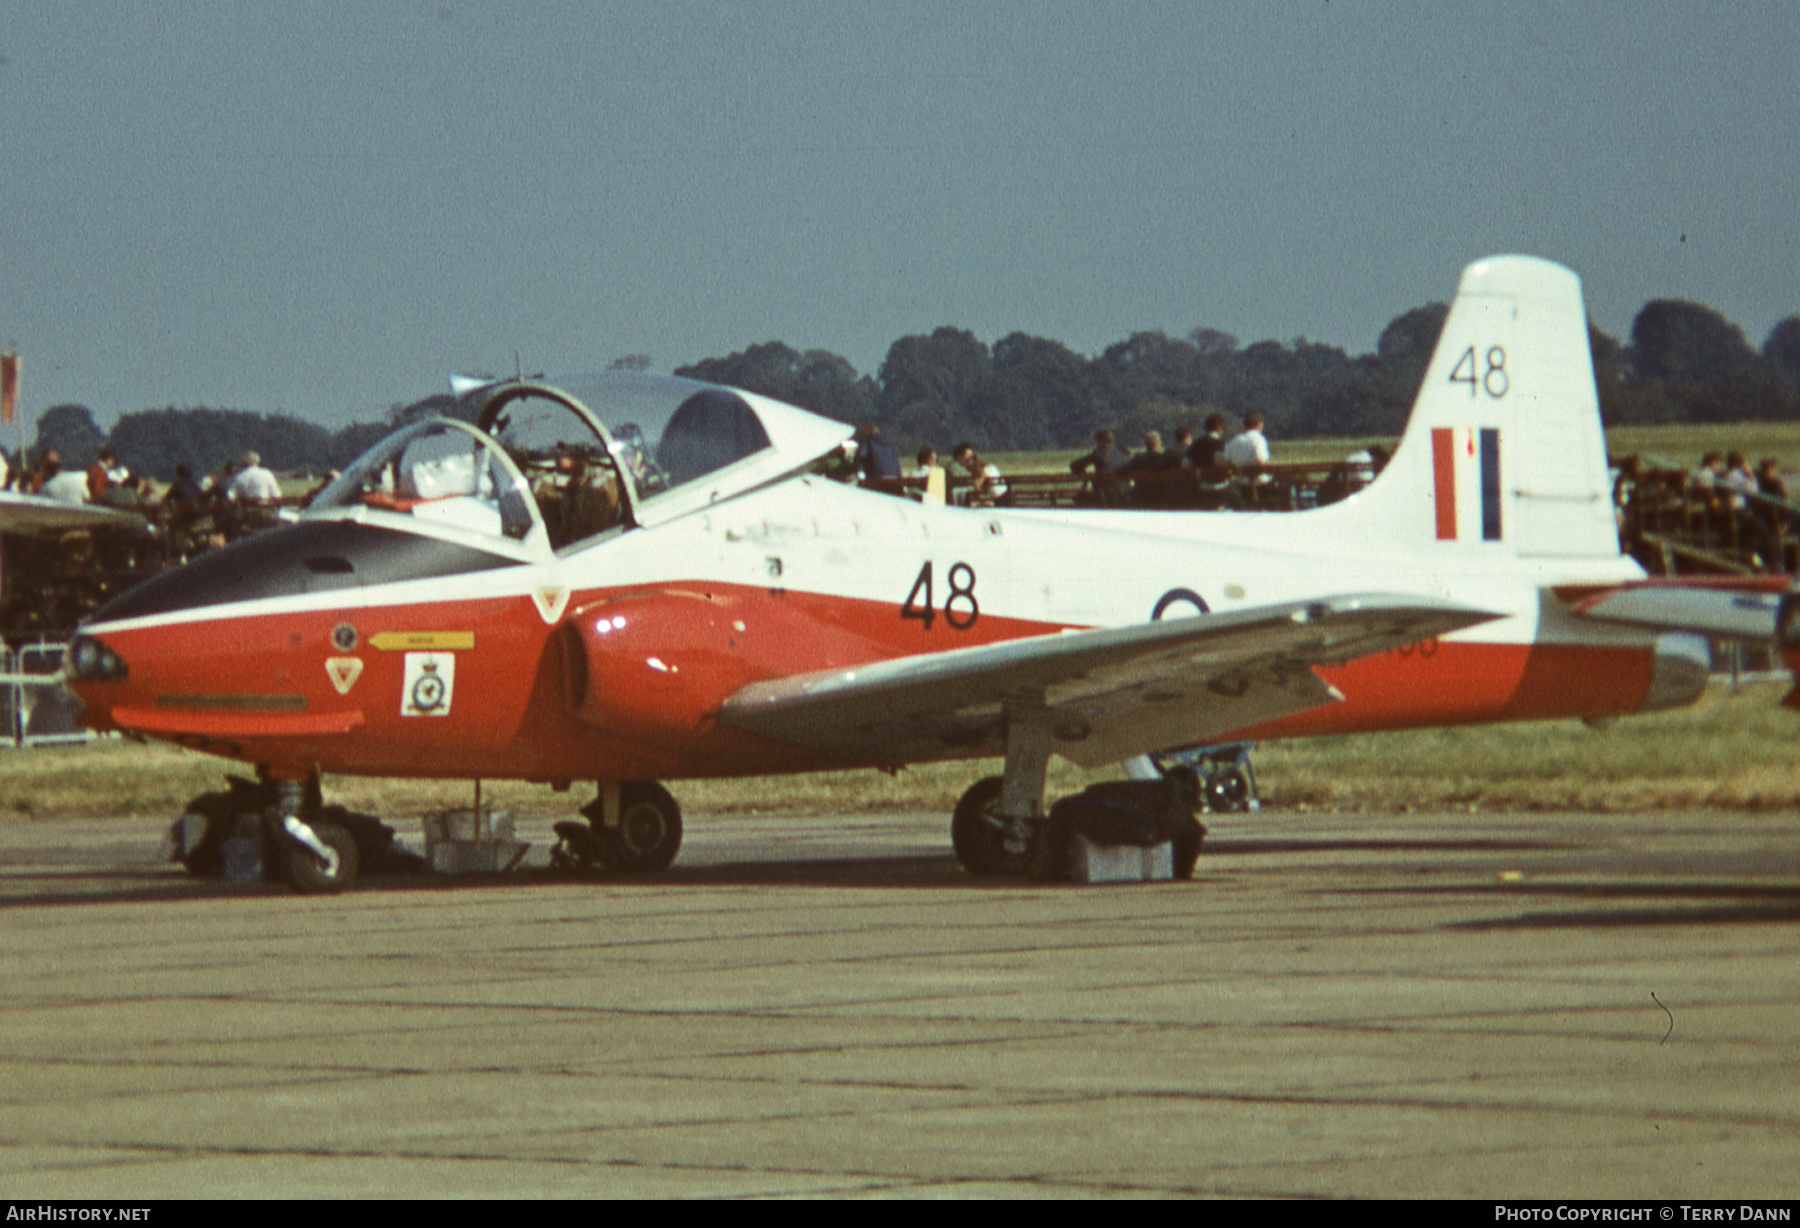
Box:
left=1, top=1, right=1797, bottom=429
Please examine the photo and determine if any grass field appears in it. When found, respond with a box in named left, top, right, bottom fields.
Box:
left=7, top=680, right=1798, bottom=826
left=1604, top=423, right=1800, bottom=469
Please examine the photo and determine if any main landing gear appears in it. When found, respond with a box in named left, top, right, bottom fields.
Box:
left=951, top=773, right=1206, bottom=881
left=551, top=781, right=683, bottom=874
left=948, top=702, right=1207, bottom=882
left=169, top=774, right=412, bottom=894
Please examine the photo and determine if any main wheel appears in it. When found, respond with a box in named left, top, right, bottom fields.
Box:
left=284, top=821, right=360, bottom=894
left=952, top=776, right=1025, bottom=876
left=588, top=782, right=683, bottom=872
left=1206, top=765, right=1253, bottom=813
left=1172, top=816, right=1205, bottom=880
left=551, top=820, right=607, bottom=871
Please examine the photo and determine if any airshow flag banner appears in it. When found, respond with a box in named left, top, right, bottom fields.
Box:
left=1, top=352, right=17, bottom=426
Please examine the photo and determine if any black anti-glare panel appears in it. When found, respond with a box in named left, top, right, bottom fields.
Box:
left=88, top=520, right=519, bottom=624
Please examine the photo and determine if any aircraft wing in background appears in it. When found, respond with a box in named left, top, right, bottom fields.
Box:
left=0, top=492, right=142, bottom=536
left=1558, top=577, right=1789, bottom=641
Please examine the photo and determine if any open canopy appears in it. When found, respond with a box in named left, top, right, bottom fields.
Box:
left=307, top=372, right=854, bottom=556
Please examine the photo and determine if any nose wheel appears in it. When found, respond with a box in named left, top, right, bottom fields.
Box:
left=267, top=778, right=360, bottom=894
left=167, top=775, right=407, bottom=893
left=281, top=818, right=360, bottom=894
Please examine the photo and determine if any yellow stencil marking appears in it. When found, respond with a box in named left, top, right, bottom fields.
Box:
left=369, top=632, right=475, bottom=652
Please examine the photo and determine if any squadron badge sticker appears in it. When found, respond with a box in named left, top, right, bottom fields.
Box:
left=401, top=652, right=455, bottom=717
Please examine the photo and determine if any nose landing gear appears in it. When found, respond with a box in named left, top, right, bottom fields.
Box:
left=168, top=773, right=404, bottom=894
left=280, top=813, right=361, bottom=894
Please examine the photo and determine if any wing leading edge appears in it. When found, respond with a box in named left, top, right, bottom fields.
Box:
left=719, top=595, right=1500, bottom=768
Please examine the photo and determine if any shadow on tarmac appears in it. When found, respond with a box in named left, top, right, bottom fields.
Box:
left=0, top=829, right=1568, bottom=906
left=5, top=832, right=1795, bottom=930
left=1433, top=881, right=1800, bottom=929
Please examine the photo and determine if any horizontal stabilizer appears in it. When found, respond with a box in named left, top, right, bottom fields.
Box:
left=1560, top=577, right=1789, bottom=642
left=720, top=595, right=1499, bottom=768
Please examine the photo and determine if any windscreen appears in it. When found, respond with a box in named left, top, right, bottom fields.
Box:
left=308, top=419, right=536, bottom=542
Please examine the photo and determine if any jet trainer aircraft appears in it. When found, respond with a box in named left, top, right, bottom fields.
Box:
left=63, top=255, right=1780, bottom=891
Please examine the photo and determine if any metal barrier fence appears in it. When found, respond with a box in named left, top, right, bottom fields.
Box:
left=0, top=640, right=93, bottom=748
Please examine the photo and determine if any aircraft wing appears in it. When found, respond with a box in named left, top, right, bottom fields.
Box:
left=0, top=492, right=142, bottom=535
left=718, top=595, right=1499, bottom=768
left=1558, top=578, right=1789, bottom=642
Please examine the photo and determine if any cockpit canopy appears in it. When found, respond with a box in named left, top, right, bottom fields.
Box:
left=307, top=372, right=852, bottom=556
left=310, top=418, right=537, bottom=541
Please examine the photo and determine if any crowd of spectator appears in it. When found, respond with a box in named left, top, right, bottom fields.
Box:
left=0, top=413, right=1774, bottom=647
left=1616, top=448, right=1798, bottom=574
left=5, top=445, right=284, bottom=507
left=0, top=445, right=328, bottom=560
left=839, top=412, right=1387, bottom=512
left=843, top=420, right=1800, bottom=581
left=0, top=446, right=344, bottom=640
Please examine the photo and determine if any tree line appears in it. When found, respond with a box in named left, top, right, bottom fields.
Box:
left=24, top=297, right=1800, bottom=480
left=677, top=300, right=1800, bottom=453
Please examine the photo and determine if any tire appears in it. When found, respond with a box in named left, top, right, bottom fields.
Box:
left=284, top=821, right=360, bottom=894
left=588, top=782, right=682, bottom=872
left=317, top=805, right=417, bottom=875
left=174, top=781, right=266, bottom=876
left=1172, top=816, right=1206, bottom=880
left=1027, top=815, right=1073, bottom=883
left=551, top=819, right=608, bottom=871
left=172, top=792, right=238, bottom=877
left=951, top=776, right=1022, bottom=876
left=1206, top=766, right=1252, bottom=813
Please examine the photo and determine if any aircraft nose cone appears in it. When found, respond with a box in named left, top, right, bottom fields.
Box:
left=65, top=634, right=129, bottom=682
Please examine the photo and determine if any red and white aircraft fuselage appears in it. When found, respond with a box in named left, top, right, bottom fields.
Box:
left=64, top=256, right=1766, bottom=886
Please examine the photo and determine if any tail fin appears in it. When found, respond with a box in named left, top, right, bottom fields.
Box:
left=1351, top=255, right=1618, bottom=559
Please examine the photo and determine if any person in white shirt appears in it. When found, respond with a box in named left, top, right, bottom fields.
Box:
left=1222, top=411, right=1274, bottom=506
left=1721, top=450, right=1758, bottom=512
left=41, top=466, right=91, bottom=505
left=911, top=446, right=946, bottom=505
left=227, top=451, right=282, bottom=503
left=951, top=442, right=1008, bottom=507
left=1223, top=412, right=1271, bottom=471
